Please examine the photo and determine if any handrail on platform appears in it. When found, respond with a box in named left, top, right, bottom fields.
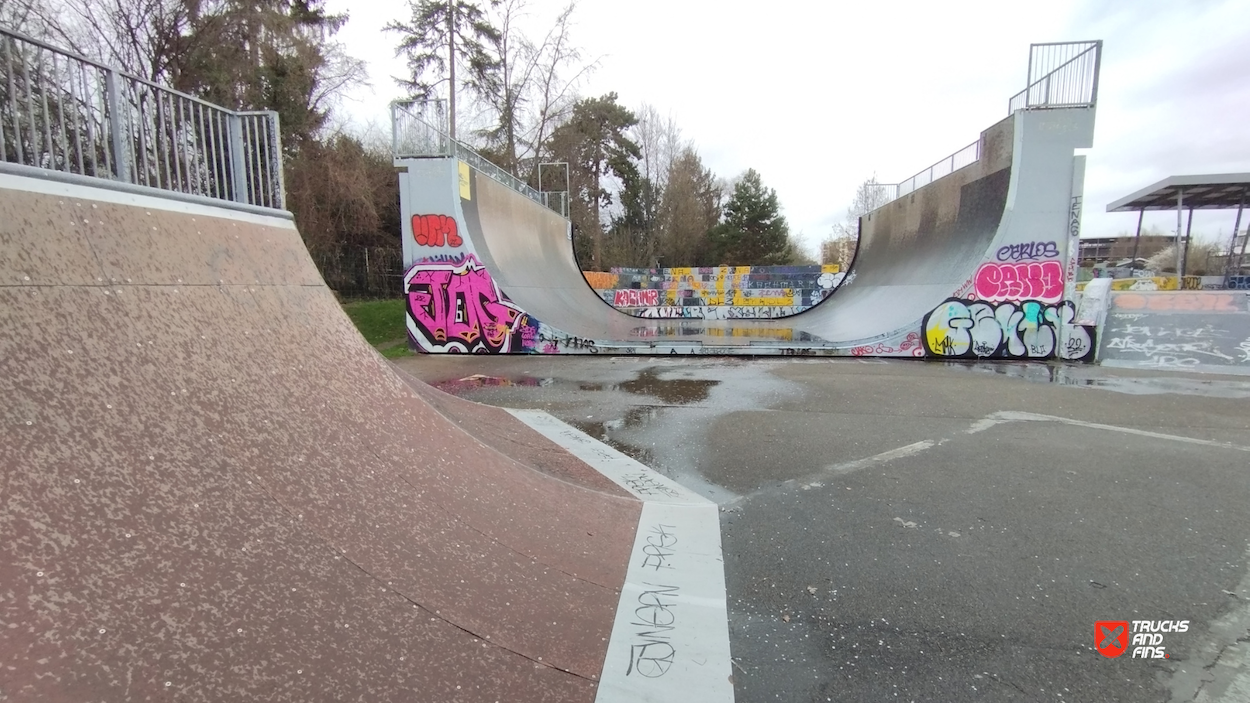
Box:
left=871, top=41, right=1101, bottom=211
left=0, top=26, right=284, bottom=209
left=391, top=99, right=569, bottom=219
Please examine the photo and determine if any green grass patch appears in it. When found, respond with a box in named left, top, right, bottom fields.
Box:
left=380, top=343, right=414, bottom=359
left=341, top=299, right=411, bottom=357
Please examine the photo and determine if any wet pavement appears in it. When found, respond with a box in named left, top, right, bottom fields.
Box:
left=397, top=355, right=1250, bottom=702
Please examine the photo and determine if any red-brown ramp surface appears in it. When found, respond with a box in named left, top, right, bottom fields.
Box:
left=0, top=167, right=641, bottom=702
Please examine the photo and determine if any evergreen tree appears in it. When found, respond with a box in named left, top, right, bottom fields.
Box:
left=386, top=0, right=502, bottom=138
left=709, top=169, right=791, bottom=265
left=547, top=93, right=640, bottom=269
left=180, top=0, right=361, bottom=151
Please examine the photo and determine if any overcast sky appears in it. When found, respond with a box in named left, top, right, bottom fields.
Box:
left=325, top=0, right=1250, bottom=257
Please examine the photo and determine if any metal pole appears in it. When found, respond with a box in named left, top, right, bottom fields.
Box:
left=1175, top=188, right=1184, bottom=277
left=104, top=69, right=129, bottom=182
left=1130, top=208, right=1144, bottom=272
left=227, top=114, right=246, bottom=204
left=390, top=102, right=398, bottom=157
left=268, top=111, right=285, bottom=209
left=1027, top=44, right=1035, bottom=90
left=1226, top=189, right=1245, bottom=276
left=1180, top=206, right=1194, bottom=279
left=1090, top=41, right=1103, bottom=105
left=1237, top=207, right=1250, bottom=276
left=447, top=0, right=456, bottom=141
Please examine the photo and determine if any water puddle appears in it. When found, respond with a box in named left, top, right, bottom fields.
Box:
left=429, top=361, right=788, bottom=503
left=618, top=367, right=720, bottom=404
left=437, top=367, right=720, bottom=405
left=433, top=374, right=551, bottom=393
left=568, top=416, right=658, bottom=466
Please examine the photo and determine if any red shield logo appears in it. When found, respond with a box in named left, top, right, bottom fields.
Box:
left=1095, top=620, right=1129, bottom=658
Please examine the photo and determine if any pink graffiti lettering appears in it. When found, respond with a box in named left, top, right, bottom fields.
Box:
left=412, top=213, right=463, bottom=248
left=974, top=261, right=1063, bottom=303
left=851, top=332, right=924, bottom=357
left=405, top=256, right=524, bottom=353
left=613, top=289, right=660, bottom=307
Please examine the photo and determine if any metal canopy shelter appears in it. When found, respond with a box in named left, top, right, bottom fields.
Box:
left=1106, top=173, right=1250, bottom=277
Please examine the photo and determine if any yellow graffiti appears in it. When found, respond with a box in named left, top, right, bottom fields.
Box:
left=583, top=265, right=841, bottom=310
left=700, top=327, right=795, bottom=341
left=731, top=289, right=795, bottom=306
left=458, top=161, right=472, bottom=200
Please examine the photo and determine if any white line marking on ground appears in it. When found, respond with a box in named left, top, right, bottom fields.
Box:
left=818, top=440, right=936, bottom=480
left=506, top=409, right=733, bottom=703
left=985, top=411, right=1250, bottom=452
left=966, top=417, right=1008, bottom=434
left=504, top=409, right=709, bottom=505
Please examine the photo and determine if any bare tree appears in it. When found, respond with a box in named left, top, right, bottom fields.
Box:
left=512, top=1, right=596, bottom=181
left=821, top=174, right=890, bottom=267
left=387, top=0, right=501, bottom=140
left=830, top=174, right=891, bottom=239
left=36, top=0, right=193, bottom=83
left=821, top=237, right=856, bottom=267
left=632, top=104, right=681, bottom=194
left=657, top=146, right=719, bottom=266
left=1145, top=241, right=1221, bottom=276
left=1, top=0, right=45, bottom=34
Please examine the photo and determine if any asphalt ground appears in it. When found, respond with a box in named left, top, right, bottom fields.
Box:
left=394, top=355, right=1250, bottom=703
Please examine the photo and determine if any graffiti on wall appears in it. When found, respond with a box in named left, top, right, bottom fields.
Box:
left=583, top=271, right=619, bottom=289
left=1112, top=292, right=1244, bottom=313
left=412, top=213, right=463, bottom=248
left=636, top=305, right=807, bottom=320
left=973, top=261, right=1065, bottom=303
left=1228, top=276, right=1250, bottom=291
left=1100, top=311, right=1250, bottom=369
left=614, top=289, right=660, bottom=307
left=852, top=332, right=924, bottom=357
left=405, top=254, right=535, bottom=353
left=996, top=240, right=1060, bottom=262
left=922, top=298, right=1095, bottom=361
left=586, top=264, right=842, bottom=318
left=1065, top=195, right=1082, bottom=292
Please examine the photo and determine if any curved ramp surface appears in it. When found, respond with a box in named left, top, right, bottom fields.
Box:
left=0, top=168, right=681, bottom=702
left=400, top=108, right=1096, bottom=357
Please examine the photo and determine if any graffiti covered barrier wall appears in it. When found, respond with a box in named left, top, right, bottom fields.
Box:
left=404, top=254, right=541, bottom=353
left=1099, top=291, right=1250, bottom=371
left=922, top=298, right=1095, bottom=361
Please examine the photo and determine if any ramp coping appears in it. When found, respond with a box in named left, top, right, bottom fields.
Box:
left=0, top=162, right=293, bottom=225
left=506, top=409, right=735, bottom=703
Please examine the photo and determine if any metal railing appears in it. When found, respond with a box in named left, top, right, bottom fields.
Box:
left=391, top=99, right=569, bottom=219
left=895, top=140, right=980, bottom=199
left=0, top=28, right=284, bottom=209
left=1007, top=41, right=1101, bottom=113
left=870, top=40, right=1101, bottom=211
left=541, top=190, right=569, bottom=218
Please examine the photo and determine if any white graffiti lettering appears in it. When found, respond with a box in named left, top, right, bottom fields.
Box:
left=923, top=298, right=1095, bottom=361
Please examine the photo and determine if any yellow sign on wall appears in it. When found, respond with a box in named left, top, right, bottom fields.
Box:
left=458, top=161, right=471, bottom=200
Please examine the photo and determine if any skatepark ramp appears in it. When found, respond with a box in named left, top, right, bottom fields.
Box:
left=0, top=29, right=732, bottom=702
left=395, top=41, right=1102, bottom=358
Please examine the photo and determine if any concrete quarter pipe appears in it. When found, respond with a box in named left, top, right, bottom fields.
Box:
left=396, top=44, right=1102, bottom=359
left=0, top=166, right=732, bottom=702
